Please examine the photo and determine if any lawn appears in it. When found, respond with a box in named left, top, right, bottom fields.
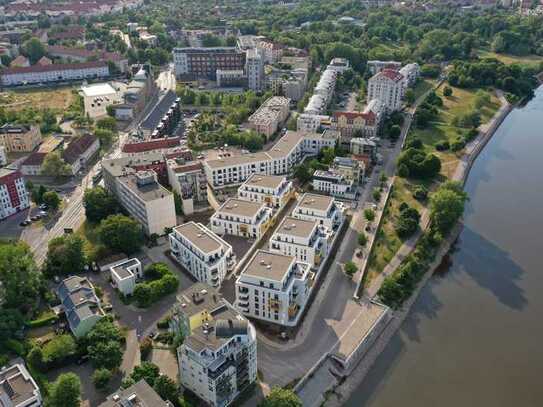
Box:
left=0, top=86, right=76, bottom=112
left=412, top=79, right=435, bottom=101
left=478, top=49, right=543, bottom=66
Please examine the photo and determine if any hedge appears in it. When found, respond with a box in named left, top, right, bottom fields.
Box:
left=26, top=314, right=59, bottom=328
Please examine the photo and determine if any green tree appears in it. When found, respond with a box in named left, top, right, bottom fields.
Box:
left=130, top=362, right=160, bottom=387
left=0, top=243, right=42, bottom=311
left=344, top=261, right=358, bottom=277
left=92, top=368, right=112, bottom=390
left=88, top=340, right=123, bottom=370
left=47, top=373, right=81, bottom=407
left=41, top=152, right=71, bottom=177
left=153, top=375, right=178, bottom=403
left=99, top=214, right=144, bottom=255
left=388, top=124, right=401, bottom=141
left=22, top=37, right=46, bottom=64
left=94, top=128, right=116, bottom=147
left=42, top=191, right=61, bottom=211
left=357, top=233, right=367, bottom=246
left=364, top=208, right=375, bottom=222
left=405, top=88, right=415, bottom=105
left=0, top=309, right=25, bottom=343
left=429, top=181, right=468, bottom=235
left=83, top=187, right=120, bottom=223
left=443, top=86, right=453, bottom=97
left=96, top=116, right=117, bottom=131
left=42, top=335, right=77, bottom=366
left=259, top=387, right=302, bottom=407
left=43, top=235, right=86, bottom=277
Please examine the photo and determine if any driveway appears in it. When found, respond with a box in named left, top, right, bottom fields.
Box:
left=150, top=348, right=178, bottom=381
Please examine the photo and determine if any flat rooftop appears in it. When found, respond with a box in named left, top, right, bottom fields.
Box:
left=173, top=222, right=229, bottom=254
left=275, top=216, right=317, bottom=239
left=0, top=364, right=38, bottom=407
left=216, top=198, right=264, bottom=218
left=265, top=130, right=304, bottom=160
left=112, top=258, right=139, bottom=279
left=243, top=174, right=286, bottom=190
left=118, top=174, right=172, bottom=202
left=175, top=282, right=225, bottom=320
left=99, top=379, right=169, bottom=407
left=205, top=151, right=270, bottom=169
left=241, top=250, right=295, bottom=282
left=297, top=193, right=334, bottom=212
left=81, top=83, right=116, bottom=97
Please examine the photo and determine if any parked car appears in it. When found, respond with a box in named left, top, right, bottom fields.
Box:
left=19, top=220, right=31, bottom=227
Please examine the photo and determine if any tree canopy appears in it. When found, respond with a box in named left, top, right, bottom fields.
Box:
left=259, top=387, right=302, bottom=407
left=83, top=187, right=120, bottom=223
left=98, top=214, right=144, bottom=255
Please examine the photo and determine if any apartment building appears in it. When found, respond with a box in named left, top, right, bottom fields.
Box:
left=100, top=380, right=171, bottom=407
left=236, top=250, right=313, bottom=326
left=367, top=69, right=405, bottom=112
left=0, top=124, right=41, bottom=152
left=292, top=193, right=345, bottom=230
left=167, top=159, right=207, bottom=215
left=332, top=98, right=385, bottom=140
left=332, top=156, right=364, bottom=183
left=367, top=60, right=402, bottom=75
left=237, top=174, right=293, bottom=209
left=210, top=198, right=273, bottom=239
left=269, top=216, right=331, bottom=269
left=110, top=258, right=142, bottom=296
left=245, top=48, right=264, bottom=91
left=0, top=361, right=42, bottom=407
left=256, top=40, right=283, bottom=63
left=0, top=61, right=109, bottom=86
left=0, top=168, right=30, bottom=220
left=312, top=170, right=356, bottom=200
left=247, top=96, right=290, bottom=139
left=350, top=137, right=378, bottom=159
left=58, top=276, right=104, bottom=337
left=176, top=284, right=257, bottom=407
left=102, top=166, right=176, bottom=236
left=61, top=134, right=100, bottom=175
left=399, top=62, right=420, bottom=86
left=47, top=45, right=128, bottom=73
left=169, top=222, right=235, bottom=288
left=0, top=145, right=6, bottom=166
left=173, top=47, right=246, bottom=80
left=203, top=130, right=336, bottom=190
left=216, top=69, right=246, bottom=88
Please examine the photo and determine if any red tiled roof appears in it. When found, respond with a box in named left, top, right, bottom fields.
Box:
left=36, top=56, right=52, bottom=66
left=173, top=162, right=202, bottom=173
left=22, top=152, right=46, bottom=166
left=62, top=134, right=98, bottom=164
left=379, top=69, right=404, bottom=82
left=333, top=110, right=376, bottom=125
left=1, top=60, right=107, bottom=75
left=48, top=27, right=86, bottom=40
left=10, top=55, right=29, bottom=67
left=122, top=137, right=181, bottom=154
left=48, top=45, right=126, bottom=63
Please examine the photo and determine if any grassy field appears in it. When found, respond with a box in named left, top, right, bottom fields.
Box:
left=365, top=84, right=501, bottom=281
left=478, top=49, right=543, bottom=66
left=412, top=79, right=435, bottom=101
left=0, top=86, right=76, bottom=112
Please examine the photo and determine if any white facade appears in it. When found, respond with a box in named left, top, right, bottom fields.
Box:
left=247, top=96, right=290, bottom=139
left=210, top=198, right=272, bottom=239
left=292, top=193, right=345, bottom=230
left=237, top=174, right=293, bottom=209
left=399, top=63, right=420, bottom=87
left=0, top=362, right=43, bottom=407
left=269, top=216, right=331, bottom=269
left=236, top=250, right=313, bottom=326
left=367, top=69, right=405, bottom=113
left=312, top=170, right=356, bottom=200
left=0, top=169, right=30, bottom=220
left=0, top=146, right=6, bottom=166
left=169, top=222, right=235, bottom=288
left=1, top=62, right=109, bottom=86
left=166, top=160, right=207, bottom=215
left=245, top=48, right=264, bottom=91
left=110, top=258, right=142, bottom=296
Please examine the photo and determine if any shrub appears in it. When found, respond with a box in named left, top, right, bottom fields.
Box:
left=364, top=209, right=375, bottom=222
left=27, top=313, right=58, bottom=328
left=344, top=261, right=357, bottom=277
left=398, top=163, right=409, bottom=178
left=435, top=141, right=450, bottom=151
left=134, top=263, right=179, bottom=308
left=412, top=186, right=428, bottom=201
left=93, top=368, right=112, bottom=390
left=443, top=86, right=453, bottom=97
left=357, top=233, right=367, bottom=247
left=42, top=335, right=77, bottom=367
left=450, top=138, right=466, bottom=152
left=140, top=337, right=153, bottom=360
left=372, top=188, right=381, bottom=202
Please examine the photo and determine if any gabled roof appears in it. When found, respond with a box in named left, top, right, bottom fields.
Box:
left=1, top=61, right=107, bottom=75
left=62, top=134, right=98, bottom=164
left=21, top=152, right=46, bottom=167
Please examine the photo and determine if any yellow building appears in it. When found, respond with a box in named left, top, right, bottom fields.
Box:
left=0, top=124, right=41, bottom=153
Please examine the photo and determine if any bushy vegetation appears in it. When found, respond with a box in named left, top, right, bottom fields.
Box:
left=133, top=263, right=179, bottom=307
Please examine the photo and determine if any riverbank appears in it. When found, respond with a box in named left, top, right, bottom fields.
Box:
left=323, top=91, right=513, bottom=406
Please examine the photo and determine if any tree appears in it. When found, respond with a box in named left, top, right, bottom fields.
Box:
left=344, top=261, right=358, bottom=277
left=94, top=128, right=116, bottom=147
left=88, top=340, right=123, bottom=370
left=42, top=191, right=61, bottom=211
left=364, top=209, right=375, bottom=222
left=43, top=235, right=86, bottom=277
left=398, top=163, right=409, bottom=178
left=429, top=181, right=468, bottom=235
left=357, top=233, right=367, bottom=246
left=47, top=373, right=81, bottom=407
left=22, top=37, right=46, bottom=64
left=405, top=88, right=415, bottom=105
left=99, top=215, right=144, bottom=255
left=92, top=368, right=112, bottom=390
left=0, top=309, right=25, bottom=343
left=293, top=163, right=312, bottom=184
left=259, top=387, right=302, bottom=407
left=153, top=375, right=178, bottom=403
left=372, top=188, right=381, bottom=202
left=41, top=152, right=71, bottom=177
left=96, top=116, right=117, bottom=131
left=0, top=243, right=42, bottom=311
left=130, top=362, right=160, bottom=387
left=31, top=184, right=48, bottom=204
left=395, top=206, right=420, bottom=238
left=388, top=124, right=401, bottom=141
left=42, top=335, right=77, bottom=366
left=443, top=86, right=453, bottom=97
left=83, top=187, right=120, bottom=223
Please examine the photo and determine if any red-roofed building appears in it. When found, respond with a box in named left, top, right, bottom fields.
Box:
left=36, top=56, right=52, bottom=66
left=367, top=69, right=405, bottom=112
left=0, top=168, right=30, bottom=220
left=122, top=137, right=181, bottom=154
left=1, top=61, right=109, bottom=86
left=47, top=45, right=128, bottom=72
left=9, top=55, right=30, bottom=68
left=332, top=99, right=384, bottom=139
left=62, top=134, right=100, bottom=174
left=20, top=152, right=47, bottom=175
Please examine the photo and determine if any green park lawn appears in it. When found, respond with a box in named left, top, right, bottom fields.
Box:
left=478, top=49, right=543, bottom=66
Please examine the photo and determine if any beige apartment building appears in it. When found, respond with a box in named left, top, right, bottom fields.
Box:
left=0, top=124, right=41, bottom=152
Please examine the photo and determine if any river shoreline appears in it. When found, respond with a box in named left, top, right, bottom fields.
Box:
left=323, top=92, right=514, bottom=407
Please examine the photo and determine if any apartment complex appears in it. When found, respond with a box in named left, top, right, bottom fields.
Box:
left=173, top=47, right=246, bottom=80
left=110, top=258, right=142, bottom=296
left=332, top=156, right=364, bottom=183
left=292, top=193, right=345, bottom=230
left=0, top=124, right=41, bottom=152
left=267, top=56, right=310, bottom=102
left=210, top=198, right=273, bottom=239
left=245, top=48, right=264, bottom=91
left=61, top=134, right=100, bottom=175
left=312, top=169, right=356, bottom=200
left=203, top=130, right=338, bottom=190
left=269, top=216, right=331, bottom=268
left=332, top=98, right=385, bottom=139
left=169, top=222, right=235, bottom=288
left=367, top=68, right=405, bottom=112
left=58, top=276, right=104, bottom=337
left=236, top=250, right=313, bottom=326
left=99, top=380, right=171, bottom=407
left=102, top=165, right=176, bottom=236
left=0, top=361, right=42, bottom=407
left=0, top=61, right=110, bottom=86
left=247, top=96, right=290, bottom=139
left=237, top=174, right=293, bottom=209
left=175, top=284, right=257, bottom=407
left=0, top=168, right=30, bottom=221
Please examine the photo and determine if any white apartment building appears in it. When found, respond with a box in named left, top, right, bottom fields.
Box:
left=312, top=170, right=357, bottom=200
left=399, top=63, right=420, bottom=87
left=0, top=361, right=43, bottom=407
left=177, top=284, right=257, bottom=407
left=367, top=69, right=405, bottom=113
left=110, top=258, right=142, bottom=296
left=236, top=250, right=313, bottom=326
left=0, top=168, right=30, bottom=221
left=247, top=96, right=290, bottom=140
left=169, top=222, right=235, bottom=288
left=245, top=48, right=264, bottom=92
left=292, top=193, right=345, bottom=230
left=167, top=159, right=207, bottom=215
left=237, top=174, right=293, bottom=209
left=102, top=166, right=176, bottom=236
left=296, top=113, right=329, bottom=132
left=210, top=198, right=273, bottom=239
left=203, top=130, right=336, bottom=190
left=0, top=146, right=6, bottom=166
left=269, top=216, right=331, bottom=269
left=0, top=61, right=110, bottom=86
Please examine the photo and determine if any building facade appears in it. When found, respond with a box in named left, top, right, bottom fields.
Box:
left=237, top=174, right=293, bottom=209
left=167, top=160, right=207, bottom=215
left=312, top=170, right=357, bottom=200
left=367, top=69, right=405, bottom=112
left=247, top=96, right=290, bottom=139
left=245, top=48, right=264, bottom=91
left=173, top=47, right=246, bottom=80
left=110, top=258, right=142, bottom=296
left=169, top=222, right=235, bottom=288
left=0, top=124, right=41, bottom=153
left=399, top=63, right=420, bottom=87
left=1, top=61, right=109, bottom=86
left=210, top=198, right=273, bottom=239
left=0, top=168, right=30, bottom=220
left=291, top=193, right=345, bottom=230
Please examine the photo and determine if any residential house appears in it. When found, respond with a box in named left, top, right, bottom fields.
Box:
left=210, top=198, right=273, bottom=239
left=110, top=258, right=142, bottom=296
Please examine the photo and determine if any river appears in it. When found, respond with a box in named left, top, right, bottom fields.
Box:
left=345, top=86, right=543, bottom=407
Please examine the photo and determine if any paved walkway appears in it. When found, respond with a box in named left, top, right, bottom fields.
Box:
left=121, top=329, right=140, bottom=376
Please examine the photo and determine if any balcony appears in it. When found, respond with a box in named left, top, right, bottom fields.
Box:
left=238, top=292, right=249, bottom=301
left=269, top=299, right=281, bottom=310
left=288, top=304, right=299, bottom=319
left=238, top=300, right=249, bottom=309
